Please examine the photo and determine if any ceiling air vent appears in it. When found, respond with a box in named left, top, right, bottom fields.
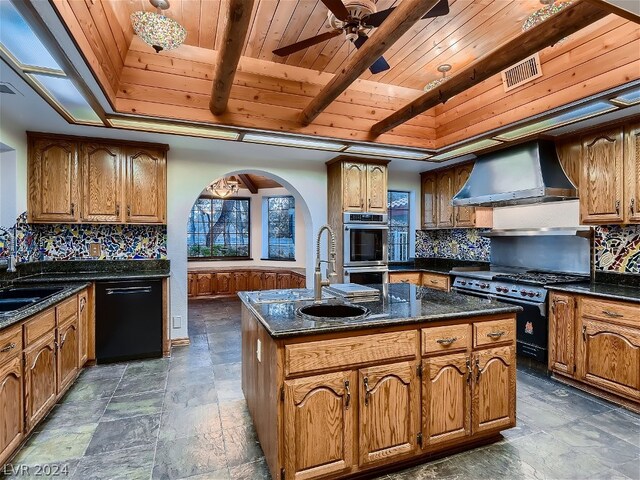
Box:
left=0, top=82, right=21, bottom=95
left=501, top=53, right=542, bottom=92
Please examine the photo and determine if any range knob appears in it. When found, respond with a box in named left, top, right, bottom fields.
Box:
left=460, top=280, right=467, bottom=286
left=520, top=289, right=528, bottom=296
left=480, top=283, right=489, bottom=289
left=527, top=291, right=536, bottom=297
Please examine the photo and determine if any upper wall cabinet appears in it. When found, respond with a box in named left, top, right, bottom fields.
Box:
left=28, top=133, right=168, bottom=225
left=579, top=123, right=639, bottom=225
left=420, top=163, right=492, bottom=230
left=327, top=157, right=389, bottom=214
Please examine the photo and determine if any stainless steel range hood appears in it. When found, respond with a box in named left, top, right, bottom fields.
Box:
left=452, top=140, right=577, bottom=207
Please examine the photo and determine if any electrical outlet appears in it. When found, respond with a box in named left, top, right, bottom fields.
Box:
left=172, top=316, right=182, bottom=329
left=256, top=338, right=262, bottom=363
left=451, top=244, right=459, bottom=255
left=89, top=242, right=101, bottom=257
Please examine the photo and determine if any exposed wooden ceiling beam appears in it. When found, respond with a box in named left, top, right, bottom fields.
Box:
left=237, top=174, right=258, bottom=194
left=298, top=0, right=443, bottom=126
left=209, top=0, right=255, bottom=115
left=586, top=0, right=639, bottom=23
left=371, top=0, right=610, bottom=135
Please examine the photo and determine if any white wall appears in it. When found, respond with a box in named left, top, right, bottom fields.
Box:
left=0, top=125, right=27, bottom=224
left=492, top=200, right=580, bottom=229
left=188, top=186, right=306, bottom=269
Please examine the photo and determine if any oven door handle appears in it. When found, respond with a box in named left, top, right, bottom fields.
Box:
left=492, top=295, right=547, bottom=317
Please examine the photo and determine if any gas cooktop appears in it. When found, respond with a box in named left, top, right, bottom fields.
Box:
left=493, top=272, right=588, bottom=286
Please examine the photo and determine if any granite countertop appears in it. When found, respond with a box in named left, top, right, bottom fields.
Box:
left=0, top=283, right=90, bottom=330
left=389, top=258, right=489, bottom=276
left=389, top=264, right=454, bottom=275
left=238, top=283, right=521, bottom=339
left=16, top=271, right=170, bottom=283
left=546, top=282, right=640, bottom=304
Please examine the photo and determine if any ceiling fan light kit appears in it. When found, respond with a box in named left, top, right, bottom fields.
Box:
left=424, top=63, right=451, bottom=92
left=131, top=0, right=187, bottom=53
left=523, top=0, right=573, bottom=33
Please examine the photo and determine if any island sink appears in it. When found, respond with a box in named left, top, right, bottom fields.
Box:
left=296, top=303, right=369, bottom=321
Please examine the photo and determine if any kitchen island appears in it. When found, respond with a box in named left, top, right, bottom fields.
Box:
left=239, top=284, right=521, bottom=480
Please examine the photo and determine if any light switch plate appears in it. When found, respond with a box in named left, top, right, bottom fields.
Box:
left=256, top=338, right=262, bottom=362
left=89, top=242, right=101, bottom=257
left=172, top=316, right=182, bottom=328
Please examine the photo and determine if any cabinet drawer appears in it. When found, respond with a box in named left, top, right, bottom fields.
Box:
left=24, top=308, right=56, bottom=345
left=389, top=272, right=421, bottom=285
left=56, top=295, right=78, bottom=324
left=581, top=298, right=639, bottom=325
left=0, top=323, right=22, bottom=364
left=422, top=324, right=470, bottom=355
left=285, top=331, right=417, bottom=376
left=474, top=318, right=515, bottom=348
left=422, top=273, right=450, bottom=292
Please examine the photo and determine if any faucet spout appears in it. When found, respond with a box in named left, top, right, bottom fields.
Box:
left=0, top=225, right=17, bottom=273
left=314, top=225, right=338, bottom=301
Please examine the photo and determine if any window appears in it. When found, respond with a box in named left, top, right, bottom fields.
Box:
left=188, top=197, right=250, bottom=259
left=388, top=191, right=410, bottom=262
left=266, top=196, right=295, bottom=260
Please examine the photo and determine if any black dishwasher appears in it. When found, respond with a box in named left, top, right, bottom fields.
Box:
left=95, top=280, right=163, bottom=363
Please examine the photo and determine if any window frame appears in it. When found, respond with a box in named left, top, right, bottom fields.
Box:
left=264, top=195, right=296, bottom=261
left=387, top=190, right=411, bottom=263
left=187, top=195, right=252, bottom=261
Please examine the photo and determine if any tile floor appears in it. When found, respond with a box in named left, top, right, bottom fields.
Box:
left=3, top=298, right=640, bottom=480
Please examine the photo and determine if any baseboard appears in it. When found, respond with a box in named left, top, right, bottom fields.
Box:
left=551, top=373, right=640, bottom=414
left=171, top=337, right=191, bottom=347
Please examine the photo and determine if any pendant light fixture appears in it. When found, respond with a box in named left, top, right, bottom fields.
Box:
left=423, top=64, right=451, bottom=92
left=131, top=0, right=187, bottom=53
left=207, top=176, right=240, bottom=199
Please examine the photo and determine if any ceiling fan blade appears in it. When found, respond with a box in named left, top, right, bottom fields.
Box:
left=352, top=35, right=391, bottom=74
left=362, top=0, right=449, bottom=27
left=273, top=29, right=343, bottom=56
left=320, top=0, right=350, bottom=21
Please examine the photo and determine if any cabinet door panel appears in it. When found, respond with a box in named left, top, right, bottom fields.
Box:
left=366, top=164, right=387, bottom=213
left=423, top=353, right=470, bottom=447
left=548, top=293, right=575, bottom=376
left=579, top=318, right=640, bottom=400
left=437, top=170, right=455, bottom=227
left=454, top=164, right=475, bottom=227
left=625, top=123, right=640, bottom=223
left=359, top=362, right=419, bottom=465
left=24, top=332, right=57, bottom=432
left=421, top=173, right=437, bottom=229
left=277, top=273, right=292, bottom=289
left=234, top=272, right=249, bottom=292
left=472, top=346, right=516, bottom=435
left=0, top=356, right=23, bottom=466
left=196, top=274, right=213, bottom=296
left=81, top=143, right=122, bottom=222
left=263, top=272, right=277, bottom=290
left=284, top=371, right=355, bottom=480
left=581, top=128, right=624, bottom=223
left=58, top=318, right=79, bottom=394
left=78, top=291, right=89, bottom=367
left=249, top=271, right=263, bottom=291
left=215, top=272, right=233, bottom=295
left=343, top=163, right=366, bottom=212
left=29, top=138, right=79, bottom=222
left=126, top=148, right=166, bottom=223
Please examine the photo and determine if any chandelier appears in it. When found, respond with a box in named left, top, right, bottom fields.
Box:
left=523, top=0, right=573, bottom=35
left=131, top=0, right=186, bottom=53
left=207, top=176, right=240, bottom=198
left=423, top=64, right=451, bottom=92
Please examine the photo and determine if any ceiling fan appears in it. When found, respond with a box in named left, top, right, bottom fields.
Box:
left=273, top=0, right=450, bottom=74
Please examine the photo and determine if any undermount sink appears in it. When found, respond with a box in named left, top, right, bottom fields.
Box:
left=296, top=303, right=370, bottom=322
left=0, top=299, right=38, bottom=313
left=0, top=287, right=64, bottom=314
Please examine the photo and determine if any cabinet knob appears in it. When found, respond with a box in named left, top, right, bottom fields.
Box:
left=631, top=198, right=635, bottom=215
left=116, top=203, right=120, bottom=216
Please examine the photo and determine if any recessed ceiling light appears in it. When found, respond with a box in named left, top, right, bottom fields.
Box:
left=242, top=133, right=345, bottom=151
left=109, top=117, right=239, bottom=140
left=493, top=101, right=618, bottom=141
left=431, top=139, right=503, bottom=161
left=344, top=145, right=430, bottom=160
left=610, top=88, right=640, bottom=107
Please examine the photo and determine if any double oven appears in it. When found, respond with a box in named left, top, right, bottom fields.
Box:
left=342, top=213, right=389, bottom=285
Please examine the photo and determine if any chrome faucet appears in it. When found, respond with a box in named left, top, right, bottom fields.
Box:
left=0, top=225, right=16, bottom=273
left=314, top=224, right=338, bottom=301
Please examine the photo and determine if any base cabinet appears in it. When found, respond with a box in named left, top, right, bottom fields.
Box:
left=188, top=269, right=306, bottom=297
left=0, top=356, right=23, bottom=466
left=548, top=293, right=576, bottom=376
left=57, top=317, right=80, bottom=394
left=24, top=332, right=57, bottom=432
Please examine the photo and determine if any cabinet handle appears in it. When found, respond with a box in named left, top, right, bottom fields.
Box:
left=80, top=296, right=86, bottom=312
left=70, top=203, right=75, bottom=216
left=615, top=200, right=620, bottom=216
left=430, top=280, right=439, bottom=285
left=344, top=380, right=351, bottom=409
left=631, top=198, right=636, bottom=215
left=602, top=310, right=623, bottom=318
left=475, top=358, right=481, bottom=382
left=368, top=199, right=371, bottom=209
left=116, top=203, right=120, bottom=216
left=60, top=332, right=68, bottom=348
left=582, top=325, right=587, bottom=341
left=466, top=359, right=472, bottom=385
left=436, top=337, right=457, bottom=346
left=0, top=342, right=16, bottom=353
left=127, top=205, right=131, bottom=217
left=486, top=331, right=506, bottom=339
left=363, top=376, right=371, bottom=406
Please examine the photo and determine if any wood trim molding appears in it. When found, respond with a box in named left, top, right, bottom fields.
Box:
left=26, top=131, right=170, bottom=151
left=325, top=155, right=392, bottom=166
left=171, top=338, right=191, bottom=348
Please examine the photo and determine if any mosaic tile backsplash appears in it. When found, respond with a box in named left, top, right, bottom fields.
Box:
left=594, top=225, right=640, bottom=274
left=416, top=229, right=491, bottom=262
left=0, top=213, right=167, bottom=263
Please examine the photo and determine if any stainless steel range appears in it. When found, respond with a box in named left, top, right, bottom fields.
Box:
left=451, top=229, right=591, bottom=363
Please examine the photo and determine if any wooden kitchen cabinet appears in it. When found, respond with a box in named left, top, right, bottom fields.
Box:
left=472, top=346, right=516, bottom=435
left=548, top=292, right=576, bottom=376
left=264, top=272, right=277, bottom=290
left=215, top=272, right=234, bottom=295
left=0, top=356, right=23, bottom=466
left=454, top=164, right=475, bottom=227
left=78, top=291, right=89, bottom=367
left=421, top=172, right=438, bottom=229
left=28, top=137, right=80, bottom=223
left=328, top=157, right=390, bottom=214
left=234, top=271, right=249, bottom=292
left=343, top=162, right=368, bottom=212
left=389, top=271, right=451, bottom=292
left=24, top=331, right=57, bottom=432
left=389, top=271, right=422, bottom=285
left=580, top=127, right=625, bottom=224
left=437, top=170, right=455, bottom=228
left=27, top=132, right=168, bottom=225
left=625, top=123, right=640, bottom=223
left=249, top=271, right=263, bottom=291
left=57, top=317, right=80, bottom=394
left=196, top=273, right=213, bottom=296
left=366, top=164, right=387, bottom=213
left=358, top=362, right=419, bottom=466
left=80, top=143, right=123, bottom=223
left=422, top=352, right=471, bottom=446
left=125, top=147, right=167, bottom=224
left=283, top=371, right=356, bottom=479
left=276, top=273, right=292, bottom=289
